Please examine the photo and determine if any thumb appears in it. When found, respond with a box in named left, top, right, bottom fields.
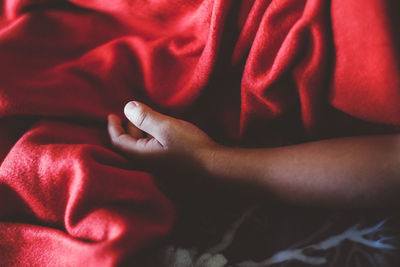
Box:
left=124, top=101, right=170, bottom=142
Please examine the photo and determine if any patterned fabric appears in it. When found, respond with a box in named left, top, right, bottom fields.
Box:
left=160, top=204, right=400, bottom=267
left=134, top=188, right=399, bottom=267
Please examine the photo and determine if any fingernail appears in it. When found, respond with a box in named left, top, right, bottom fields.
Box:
left=124, top=102, right=140, bottom=117
left=126, top=101, right=139, bottom=110
left=108, top=114, right=118, bottom=121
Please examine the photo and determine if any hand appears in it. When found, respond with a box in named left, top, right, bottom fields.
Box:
left=107, top=101, right=220, bottom=173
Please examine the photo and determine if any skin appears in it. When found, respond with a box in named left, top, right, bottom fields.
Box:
left=108, top=101, right=400, bottom=208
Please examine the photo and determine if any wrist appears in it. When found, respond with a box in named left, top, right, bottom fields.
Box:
left=195, top=144, right=226, bottom=178
left=195, top=145, right=272, bottom=186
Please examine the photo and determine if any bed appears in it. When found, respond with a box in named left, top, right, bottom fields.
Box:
left=0, top=0, right=399, bottom=266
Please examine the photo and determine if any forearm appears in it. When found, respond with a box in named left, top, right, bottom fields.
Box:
left=201, top=134, right=400, bottom=207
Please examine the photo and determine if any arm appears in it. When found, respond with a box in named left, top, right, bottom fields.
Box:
left=202, top=135, right=400, bottom=207
left=108, top=101, right=400, bottom=208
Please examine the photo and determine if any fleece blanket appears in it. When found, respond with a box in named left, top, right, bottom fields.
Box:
left=0, top=0, right=399, bottom=266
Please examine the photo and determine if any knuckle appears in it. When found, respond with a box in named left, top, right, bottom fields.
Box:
left=111, top=134, right=125, bottom=147
left=110, top=137, right=120, bottom=147
left=135, top=107, right=146, bottom=127
left=158, top=120, right=172, bottom=139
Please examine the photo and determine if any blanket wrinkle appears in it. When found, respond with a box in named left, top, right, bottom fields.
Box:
left=240, top=0, right=329, bottom=136
left=330, top=0, right=400, bottom=125
left=0, top=0, right=399, bottom=266
left=0, top=120, right=175, bottom=265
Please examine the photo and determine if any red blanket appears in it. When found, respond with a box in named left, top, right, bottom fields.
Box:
left=0, top=0, right=399, bottom=266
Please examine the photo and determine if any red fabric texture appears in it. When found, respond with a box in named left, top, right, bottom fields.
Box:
left=0, top=0, right=399, bottom=266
